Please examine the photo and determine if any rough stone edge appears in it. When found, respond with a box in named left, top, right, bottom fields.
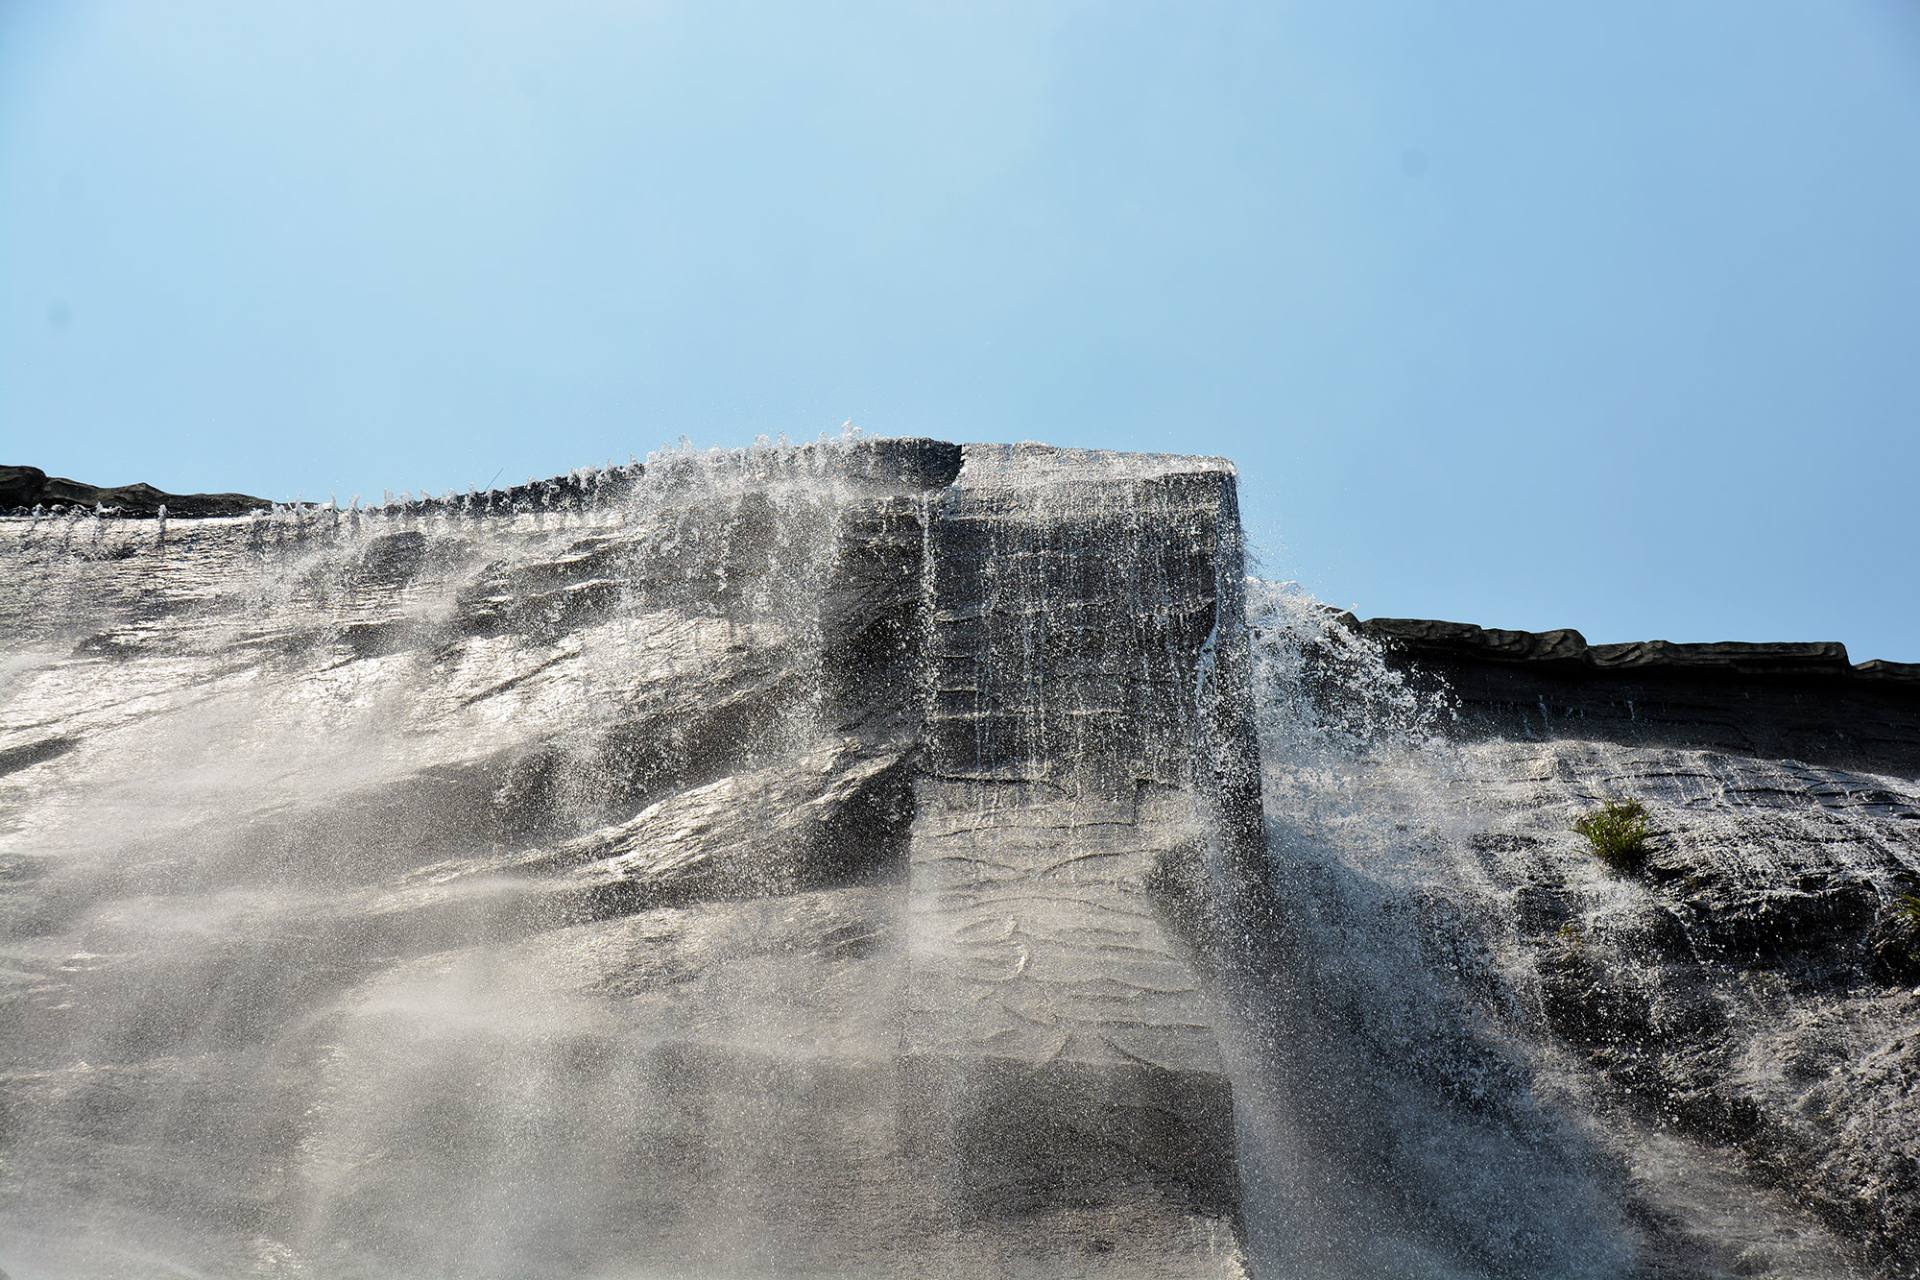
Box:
left=1355, top=615, right=1920, bottom=689
left=0, top=464, right=271, bottom=518
left=1, top=438, right=967, bottom=522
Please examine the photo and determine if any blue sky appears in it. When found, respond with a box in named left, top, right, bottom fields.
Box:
left=4, top=3, right=1917, bottom=658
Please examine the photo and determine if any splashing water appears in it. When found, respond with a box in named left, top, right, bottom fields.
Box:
left=0, top=435, right=917, bottom=1279
left=1235, top=577, right=1897, bottom=1279
left=1, top=441, right=1908, bottom=1279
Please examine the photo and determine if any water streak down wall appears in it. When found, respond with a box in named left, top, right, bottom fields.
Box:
left=905, top=445, right=1265, bottom=1255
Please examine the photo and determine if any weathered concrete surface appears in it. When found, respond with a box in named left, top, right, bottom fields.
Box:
left=0, top=439, right=1256, bottom=1279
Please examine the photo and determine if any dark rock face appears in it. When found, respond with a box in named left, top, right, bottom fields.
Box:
left=1359, top=616, right=1920, bottom=777
left=0, top=439, right=1257, bottom=1279
left=1465, top=742, right=1920, bottom=1273
left=0, top=463, right=271, bottom=516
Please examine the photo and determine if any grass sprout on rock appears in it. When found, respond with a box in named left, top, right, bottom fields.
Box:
left=1895, top=893, right=1920, bottom=931
left=1574, top=799, right=1653, bottom=872
left=1895, top=893, right=1920, bottom=957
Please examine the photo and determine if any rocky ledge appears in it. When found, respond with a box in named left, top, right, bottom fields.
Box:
left=1355, top=616, right=1920, bottom=777
left=0, top=463, right=270, bottom=517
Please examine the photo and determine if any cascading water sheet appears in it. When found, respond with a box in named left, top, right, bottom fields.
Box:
left=3, top=442, right=1912, bottom=1280
left=1237, top=583, right=1907, bottom=1280
left=0, top=437, right=1260, bottom=1280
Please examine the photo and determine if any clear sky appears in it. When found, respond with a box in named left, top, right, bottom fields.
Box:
left=4, top=3, right=1916, bottom=658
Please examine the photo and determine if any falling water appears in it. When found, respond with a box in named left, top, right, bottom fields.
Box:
left=0, top=437, right=909, bottom=1279
left=1235, top=582, right=1907, bottom=1279
left=2, top=442, right=1911, bottom=1278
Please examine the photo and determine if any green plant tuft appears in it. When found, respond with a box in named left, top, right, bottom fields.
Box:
left=1573, top=799, right=1653, bottom=871
left=1883, top=892, right=1920, bottom=975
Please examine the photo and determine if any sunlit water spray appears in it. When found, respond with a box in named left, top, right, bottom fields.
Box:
left=0, top=435, right=908, bottom=1278
left=1234, top=581, right=1890, bottom=1279
left=1, top=443, right=1904, bottom=1279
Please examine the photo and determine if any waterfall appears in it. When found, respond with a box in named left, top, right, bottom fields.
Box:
left=2, top=440, right=1910, bottom=1279
left=0, top=436, right=925, bottom=1278
left=1234, top=583, right=1897, bottom=1279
